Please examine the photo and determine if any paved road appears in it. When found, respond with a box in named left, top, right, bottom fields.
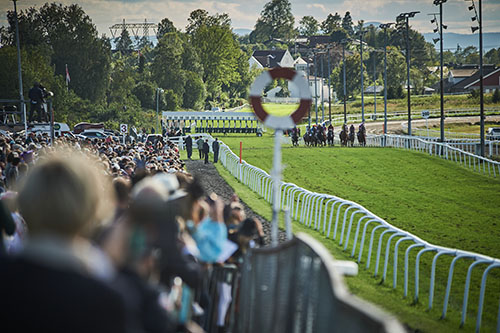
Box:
left=364, top=115, right=500, bottom=134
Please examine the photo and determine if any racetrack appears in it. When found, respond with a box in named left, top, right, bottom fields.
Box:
left=364, top=115, right=500, bottom=134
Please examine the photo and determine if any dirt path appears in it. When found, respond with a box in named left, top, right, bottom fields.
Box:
left=185, top=159, right=288, bottom=245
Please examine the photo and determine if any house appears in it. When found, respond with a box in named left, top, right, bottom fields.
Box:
left=294, top=57, right=308, bottom=73
left=448, top=65, right=478, bottom=85
left=447, top=65, right=498, bottom=93
left=248, top=49, right=295, bottom=70
left=364, top=85, right=384, bottom=94
left=463, top=67, right=500, bottom=93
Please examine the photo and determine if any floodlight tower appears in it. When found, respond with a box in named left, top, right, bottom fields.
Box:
left=468, top=0, right=485, bottom=156
left=396, top=11, right=419, bottom=136
left=431, top=0, right=448, bottom=143
left=379, top=23, right=394, bottom=140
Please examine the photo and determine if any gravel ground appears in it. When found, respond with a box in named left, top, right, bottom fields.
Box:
left=185, top=159, right=288, bottom=245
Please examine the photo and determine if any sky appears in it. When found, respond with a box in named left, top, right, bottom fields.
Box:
left=1, top=0, right=499, bottom=37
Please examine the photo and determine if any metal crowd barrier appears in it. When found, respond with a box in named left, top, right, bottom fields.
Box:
left=366, top=134, right=500, bottom=178
left=235, top=233, right=404, bottom=333
left=212, top=134, right=500, bottom=332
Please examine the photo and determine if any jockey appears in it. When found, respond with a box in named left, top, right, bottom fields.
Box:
left=349, top=124, right=355, bottom=134
left=328, top=123, right=333, bottom=131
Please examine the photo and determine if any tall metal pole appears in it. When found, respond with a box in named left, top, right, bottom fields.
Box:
left=13, top=0, right=25, bottom=132
left=405, top=17, right=412, bottom=136
left=328, top=50, right=332, bottom=122
left=271, top=129, right=283, bottom=247
left=439, top=3, right=445, bottom=143
left=373, top=52, right=377, bottom=118
left=307, top=61, right=311, bottom=128
left=321, top=54, right=325, bottom=122
left=478, top=0, right=485, bottom=157
left=156, top=88, right=160, bottom=134
left=343, top=42, right=347, bottom=123
left=314, top=52, right=318, bottom=125
left=383, top=29, right=388, bottom=136
left=360, top=31, right=365, bottom=122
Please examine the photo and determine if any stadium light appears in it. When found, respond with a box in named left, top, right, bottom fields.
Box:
left=397, top=11, right=419, bottom=136
left=432, top=0, right=448, bottom=143
left=433, top=38, right=440, bottom=44
left=379, top=22, right=394, bottom=141
left=467, top=0, right=485, bottom=157
left=357, top=26, right=367, bottom=122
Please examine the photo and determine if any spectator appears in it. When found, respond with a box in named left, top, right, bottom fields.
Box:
left=28, top=82, right=44, bottom=123
left=212, top=138, right=220, bottom=163
left=196, top=136, right=204, bottom=159
left=0, top=149, right=126, bottom=333
left=203, top=139, right=210, bottom=165
left=185, top=134, right=193, bottom=160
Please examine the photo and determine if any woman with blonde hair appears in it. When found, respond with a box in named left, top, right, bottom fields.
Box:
left=0, top=149, right=125, bottom=333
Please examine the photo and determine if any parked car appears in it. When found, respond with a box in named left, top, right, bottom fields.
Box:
left=73, top=122, right=105, bottom=134
left=27, top=122, right=71, bottom=137
left=146, top=134, right=163, bottom=144
left=79, top=130, right=108, bottom=140
left=486, top=127, right=500, bottom=140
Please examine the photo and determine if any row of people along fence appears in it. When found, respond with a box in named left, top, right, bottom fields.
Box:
left=175, top=132, right=500, bottom=332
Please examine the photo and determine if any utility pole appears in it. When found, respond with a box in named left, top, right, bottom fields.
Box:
left=13, top=0, right=25, bottom=132
left=307, top=61, right=311, bottom=128
left=433, top=0, right=448, bottom=143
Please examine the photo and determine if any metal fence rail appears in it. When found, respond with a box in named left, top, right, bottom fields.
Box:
left=235, top=233, right=404, bottom=333
left=210, top=134, right=500, bottom=332
left=365, top=135, right=500, bottom=177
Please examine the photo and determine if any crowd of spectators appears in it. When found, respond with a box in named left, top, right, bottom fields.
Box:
left=0, top=131, right=265, bottom=333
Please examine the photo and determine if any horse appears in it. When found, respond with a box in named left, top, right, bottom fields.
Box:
left=303, top=133, right=313, bottom=147
left=339, top=131, right=348, bottom=146
left=327, top=129, right=334, bottom=146
left=348, top=131, right=355, bottom=147
left=316, top=129, right=326, bottom=146
left=357, top=130, right=366, bottom=146
left=291, top=131, right=299, bottom=146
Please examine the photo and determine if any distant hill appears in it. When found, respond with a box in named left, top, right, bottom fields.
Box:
left=233, top=28, right=252, bottom=36
left=423, top=32, right=500, bottom=51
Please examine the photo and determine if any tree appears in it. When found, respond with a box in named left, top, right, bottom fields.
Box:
left=151, top=32, right=185, bottom=98
left=132, top=81, right=156, bottom=109
left=191, top=23, right=241, bottom=100
left=186, top=9, right=230, bottom=35
left=183, top=71, right=206, bottom=109
left=321, top=13, right=341, bottom=34
left=341, top=12, right=354, bottom=36
left=492, top=88, right=500, bottom=103
left=299, top=16, right=318, bottom=37
left=250, top=0, right=295, bottom=43
left=331, top=53, right=367, bottom=99
left=116, top=29, right=133, bottom=54
left=6, top=3, right=111, bottom=102
left=385, top=47, right=406, bottom=96
left=485, top=48, right=500, bottom=65
left=157, top=18, right=177, bottom=39
left=163, top=89, right=180, bottom=110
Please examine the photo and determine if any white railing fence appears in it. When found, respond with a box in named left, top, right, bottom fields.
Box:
left=365, top=135, right=500, bottom=178
left=170, top=133, right=500, bottom=331
left=203, top=135, right=500, bottom=332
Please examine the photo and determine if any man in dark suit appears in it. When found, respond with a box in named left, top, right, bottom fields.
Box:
left=185, top=135, right=193, bottom=159
left=203, top=139, right=210, bottom=164
left=212, top=138, right=220, bottom=163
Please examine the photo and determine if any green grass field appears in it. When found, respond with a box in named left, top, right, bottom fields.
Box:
left=207, top=132, right=500, bottom=332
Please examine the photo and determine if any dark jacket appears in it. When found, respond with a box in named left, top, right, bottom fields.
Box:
left=0, top=256, right=126, bottom=333
left=28, top=86, right=44, bottom=104
left=212, top=140, right=219, bottom=152
left=202, top=142, right=210, bottom=154
left=185, top=136, right=192, bottom=148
